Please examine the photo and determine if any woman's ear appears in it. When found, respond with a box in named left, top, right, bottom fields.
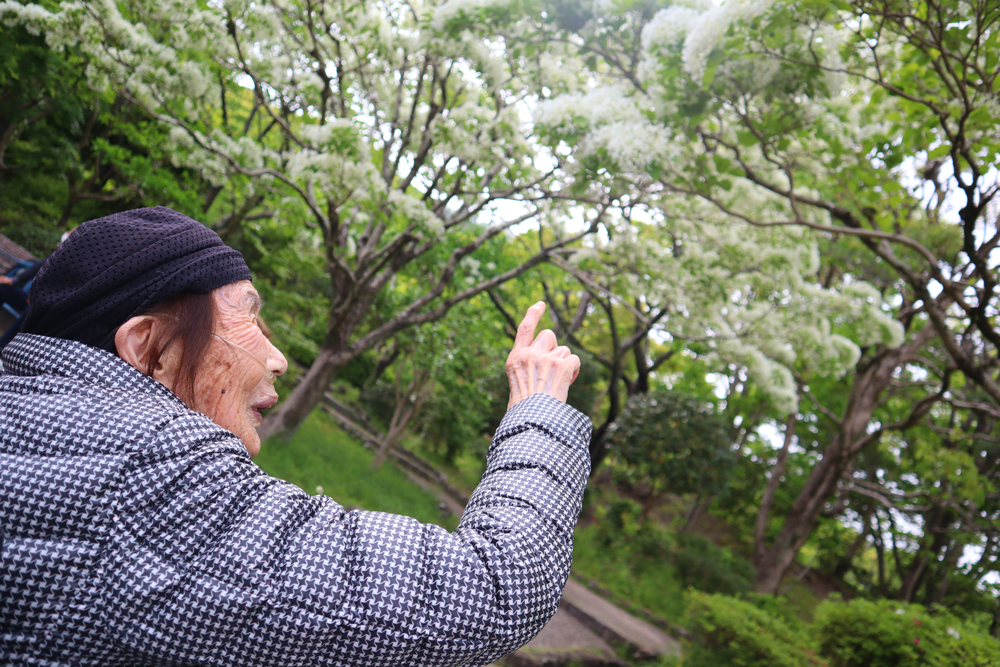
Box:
left=115, top=315, right=178, bottom=387
left=115, top=316, right=154, bottom=370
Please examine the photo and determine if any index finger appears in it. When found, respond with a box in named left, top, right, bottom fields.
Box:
left=514, top=301, right=546, bottom=348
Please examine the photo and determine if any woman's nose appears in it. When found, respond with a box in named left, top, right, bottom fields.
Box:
left=267, top=340, right=289, bottom=378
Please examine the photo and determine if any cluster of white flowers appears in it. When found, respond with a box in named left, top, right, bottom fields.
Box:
left=685, top=0, right=776, bottom=78
left=286, top=148, right=378, bottom=196
left=430, top=0, right=510, bottom=31
left=720, top=339, right=799, bottom=412
left=388, top=189, right=444, bottom=238
left=587, top=121, right=673, bottom=174
left=641, top=6, right=702, bottom=55
left=535, top=52, right=583, bottom=94
left=434, top=98, right=522, bottom=164
left=594, top=188, right=906, bottom=412
left=534, top=86, right=674, bottom=174
left=456, top=31, right=508, bottom=89
left=816, top=24, right=847, bottom=90
left=0, top=1, right=53, bottom=35
left=300, top=120, right=358, bottom=151
left=166, top=127, right=230, bottom=187
left=639, top=0, right=776, bottom=79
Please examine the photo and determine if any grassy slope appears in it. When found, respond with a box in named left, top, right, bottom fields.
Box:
left=255, top=410, right=455, bottom=529
left=571, top=524, right=688, bottom=622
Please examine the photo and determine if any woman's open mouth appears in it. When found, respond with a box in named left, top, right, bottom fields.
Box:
left=250, top=396, right=278, bottom=425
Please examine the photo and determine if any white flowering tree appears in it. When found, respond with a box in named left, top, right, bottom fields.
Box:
left=0, top=0, right=624, bottom=438
left=438, top=5, right=904, bottom=483
left=8, top=0, right=997, bottom=601
left=518, top=0, right=1000, bottom=593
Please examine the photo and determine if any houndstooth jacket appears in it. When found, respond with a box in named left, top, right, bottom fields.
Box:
left=0, top=334, right=592, bottom=666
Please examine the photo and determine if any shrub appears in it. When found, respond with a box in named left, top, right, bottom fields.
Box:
left=592, top=498, right=674, bottom=559
left=815, top=598, right=1000, bottom=667
left=674, top=533, right=754, bottom=595
left=607, top=391, right=735, bottom=515
left=685, top=592, right=825, bottom=667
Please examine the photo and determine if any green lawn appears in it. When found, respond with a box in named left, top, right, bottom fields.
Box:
left=255, top=410, right=455, bottom=528
left=571, top=523, right=688, bottom=623
left=401, top=432, right=488, bottom=496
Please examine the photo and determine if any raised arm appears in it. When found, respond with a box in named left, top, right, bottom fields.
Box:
left=103, top=304, right=591, bottom=667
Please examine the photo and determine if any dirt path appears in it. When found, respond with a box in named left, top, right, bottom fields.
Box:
left=499, top=606, right=623, bottom=666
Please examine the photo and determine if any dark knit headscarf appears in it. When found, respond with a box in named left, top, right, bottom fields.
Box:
left=23, top=207, right=252, bottom=350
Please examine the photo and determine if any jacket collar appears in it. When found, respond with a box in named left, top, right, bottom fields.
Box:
left=1, top=333, right=182, bottom=403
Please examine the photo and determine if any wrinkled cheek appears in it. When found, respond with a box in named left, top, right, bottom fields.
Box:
left=192, top=356, right=239, bottom=422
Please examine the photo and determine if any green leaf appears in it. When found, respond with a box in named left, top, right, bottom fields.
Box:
left=737, top=130, right=758, bottom=147
left=713, top=155, right=732, bottom=173
left=702, top=49, right=727, bottom=89
left=927, top=144, right=951, bottom=159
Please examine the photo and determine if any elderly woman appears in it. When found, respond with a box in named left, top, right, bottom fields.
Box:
left=0, top=208, right=590, bottom=666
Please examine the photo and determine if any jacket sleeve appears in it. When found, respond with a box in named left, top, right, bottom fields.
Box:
left=98, top=392, right=591, bottom=667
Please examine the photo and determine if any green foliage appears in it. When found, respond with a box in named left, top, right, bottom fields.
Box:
left=0, top=18, right=211, bottom=253
left=684, top=592, right=822, bottom=667
left=355, top=293, right=513, bottom=464
left=683, top=595, right=1000, bottom=667
left=608, top=390, right=735, bottom=513
left=674, top=533, right=754, bottom=596
left=575, top=497, right=754, bottom=626
left=815, top=599, right=1000, bottom=667
left=592, top=498, right=673, bottom=559
left=572, top=524, right=687, bottom=623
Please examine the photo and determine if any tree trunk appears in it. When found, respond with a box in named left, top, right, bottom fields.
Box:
left=898, top=507, right=952, bottom=603
left=589, top=300, right=623, bottom=471
left=754, top=413, right=797, bottom=567
left=373, top=365, right=433, bottom=468
left=897, top=553, right=930, bottom=603
left=834, top=507, right=871, bottom=579
left=753, top=328, right=934, bottom=594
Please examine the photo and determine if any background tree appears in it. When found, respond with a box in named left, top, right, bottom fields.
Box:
left=514, top=0, right=1000, bottom=593
left=607, top=390, right=736, bottom=520
left=1, top=0, right=611, bottom=440
left=0, top=11, right=204, bottom=251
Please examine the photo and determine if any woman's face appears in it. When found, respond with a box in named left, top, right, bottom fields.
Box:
left=194, top=281, right=287, bottom=456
